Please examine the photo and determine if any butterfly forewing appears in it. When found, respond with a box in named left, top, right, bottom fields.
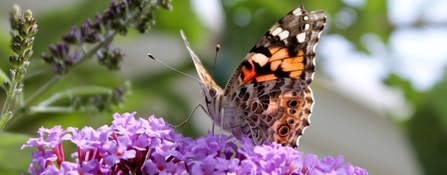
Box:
left=224, top=4, right=326, bottom=95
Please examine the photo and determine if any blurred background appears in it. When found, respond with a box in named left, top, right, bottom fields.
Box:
left=1, top=0, right=447, bottom=174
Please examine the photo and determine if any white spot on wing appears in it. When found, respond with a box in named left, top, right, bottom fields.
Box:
left=304, top=24, right=310, bottom=30
left=278, top=30, right=290, bottom=40
left=293, top=8, right=303, bottom=16
left=252, top=53, right=270, bottom=66
left=296, top=33, right=306, bottom=43
left=271, top=27, right=283, bottom=36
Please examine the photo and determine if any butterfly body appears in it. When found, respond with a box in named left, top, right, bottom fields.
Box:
left=182, top=5, right=326, bottom=148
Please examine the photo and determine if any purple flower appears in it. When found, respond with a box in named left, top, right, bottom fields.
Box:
left=103, top=138, right=136, bottom=166
left=22, top=112, right=368, bottom=175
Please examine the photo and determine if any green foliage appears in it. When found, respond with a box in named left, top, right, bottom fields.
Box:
left=384, top=73, right=426, bottom=105
left=384, top=63, right=447, bottom=175
left=407, top=71, right=447, bottom=175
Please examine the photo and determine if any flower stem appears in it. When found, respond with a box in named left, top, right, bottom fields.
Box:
left=1, top=78, right=28, bottom=131
left=13, top=75, right=61, bottom=118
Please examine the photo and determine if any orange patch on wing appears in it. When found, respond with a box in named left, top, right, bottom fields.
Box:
left=289, top=70, right=304, bottom=79
left=270, top=60, right=282, bottom=71
left=241, top=64, right=257, bottom=83
left=269, top=47, right=281, bottom=54
left=297, top=50, right=304, bottom=56
left=281, top=57, right=304, bottom=71
left=255, top=74, right=278, bottom=82
left=270, top=48, right=289, bottom=61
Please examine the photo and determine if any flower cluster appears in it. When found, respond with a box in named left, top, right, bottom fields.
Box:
left=40, top=0, right=171, bottom=74
left=22, top=112, right=368, bottom=174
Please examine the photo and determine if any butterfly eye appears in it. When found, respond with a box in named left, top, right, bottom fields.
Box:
left=278, top=125, right=290, bottom=136
left=209, top=88, right=217, bottom=97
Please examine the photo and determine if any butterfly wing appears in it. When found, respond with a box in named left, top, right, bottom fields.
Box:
left=222, top=5, right=326, bottom=147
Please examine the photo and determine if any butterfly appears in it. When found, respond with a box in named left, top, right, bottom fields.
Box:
left=181, top=4, right=326, bottom=148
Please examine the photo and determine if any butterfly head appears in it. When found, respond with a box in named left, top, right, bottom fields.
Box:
left=198, top=80, right=224, bottom=121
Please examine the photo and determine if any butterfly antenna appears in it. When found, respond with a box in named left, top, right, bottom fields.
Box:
left=148, top=53, right=202, bottom=83
left=210, top=44, right=220, bottom=77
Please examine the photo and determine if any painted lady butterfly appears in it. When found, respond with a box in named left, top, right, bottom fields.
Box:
left=182, top=4, right=326, bottom=148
